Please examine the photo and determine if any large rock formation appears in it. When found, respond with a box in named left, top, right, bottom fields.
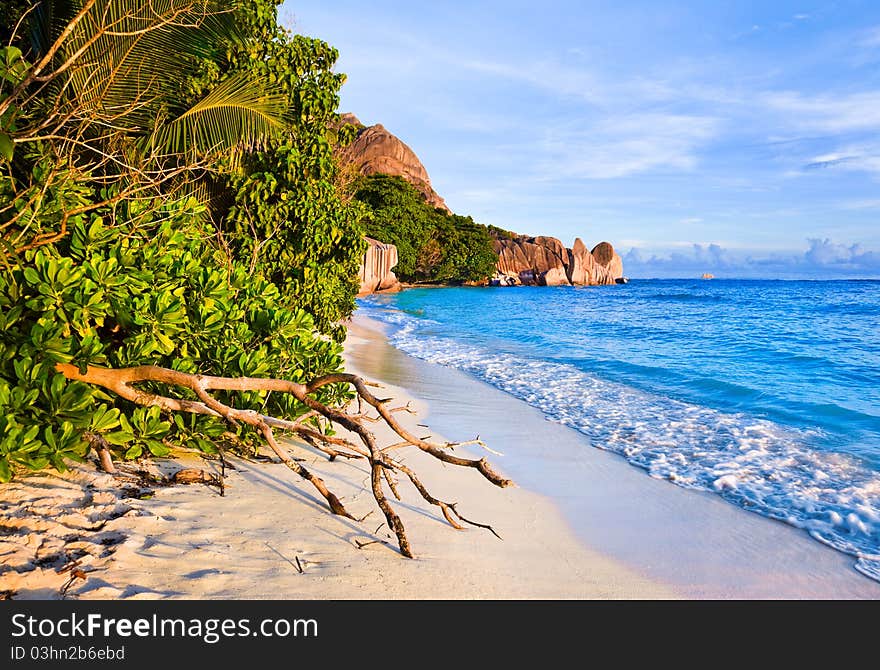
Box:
left=495, top=235, right=570, bottom=286
left=492, top=236, right=624, bottom=286
left=338, top=113, right=449, bottom=212
left=357, top=237, right=401, bottom=296
left=590, top=241, right=624, bottom=281
left=339, top=112, right=624, bottom=292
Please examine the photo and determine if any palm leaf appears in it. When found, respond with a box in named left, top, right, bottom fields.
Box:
left=152, top=73, right=286, bottom=156
left=37, top=1, right=242, bottom=124
left=26, top=0, right=79, bottom=59
left=26, top=0, right=285, bottom=170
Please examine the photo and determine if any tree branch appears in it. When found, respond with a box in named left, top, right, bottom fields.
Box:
left=55, top=363, right=511, bottom=557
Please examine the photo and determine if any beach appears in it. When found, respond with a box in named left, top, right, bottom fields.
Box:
left=344, top=314, right=880, bottom=598
left=2, top=312, right=878, bottom=600
left=0, top=320, right=670, bottom=600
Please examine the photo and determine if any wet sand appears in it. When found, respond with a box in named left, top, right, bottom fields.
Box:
left=346, top=314, right=880, bottom=599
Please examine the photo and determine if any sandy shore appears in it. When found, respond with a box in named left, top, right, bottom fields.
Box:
left=3, top=313, right=878, bottom=599
left=344, top=314, right=880, bottom=599
left=0, top=327, right=674, bottom=600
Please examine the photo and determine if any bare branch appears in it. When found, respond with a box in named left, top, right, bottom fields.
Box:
left=54, top=363, right=512, bottom=557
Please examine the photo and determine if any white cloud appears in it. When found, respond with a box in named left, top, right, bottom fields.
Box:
left=623, top=239, right=880, bottom=278
left=803, top=238, right=876, bottom=267
left=802, top=142, right=880, bottom=178
left=536, top=114, right=720, bottom=179
left=764, top=91, right=880, bottom=132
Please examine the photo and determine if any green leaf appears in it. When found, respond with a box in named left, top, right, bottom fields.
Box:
left=50, top=453, right=68, bottom=472
left=193, top=437, right=217, bottom=454
left=118, top=414, right=133, bottom=434
left=0, top=458, right=12, bottom=483
left=0, top=132, right=12, bottom=162
left=154, top=331, right=175, bottom=354
left=90, top=405, right=121, bottom=432
left=145, top=440, right=170, bottom=457
left=105, top=431, right=135, bottom=446
left=153, top=73, right=286, bottom=156
left=124, top=444, right=143, bottom=460
left=0, top=46, right=26, bottom=85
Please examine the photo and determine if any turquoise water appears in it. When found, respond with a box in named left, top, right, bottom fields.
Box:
left=358, top=280, right=880, bottom=581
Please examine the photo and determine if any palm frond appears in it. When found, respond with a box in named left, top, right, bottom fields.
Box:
left=26, top=0, right=79, bottom=59
left=55, top=1, right=249, bottom=131
left=153, top=73, right=286, bottom=156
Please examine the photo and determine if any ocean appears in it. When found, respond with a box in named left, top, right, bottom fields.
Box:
left=357, top=279, right=880, bottom=582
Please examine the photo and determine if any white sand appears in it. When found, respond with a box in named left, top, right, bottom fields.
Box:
left=347, top=314, right=880, bottom=599
left=3, top=313, right=877, bottom=600
left=0, top=465, right=141, bottom=599
left=1, top=329, right=674, bottom=600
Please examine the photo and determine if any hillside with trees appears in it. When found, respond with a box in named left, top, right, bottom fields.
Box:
left=354, top=174, right=498, bottom=284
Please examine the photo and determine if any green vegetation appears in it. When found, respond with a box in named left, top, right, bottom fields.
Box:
left=354, top=174, right=497, bottom=284
left=486, top=224, right=519, bottom=241
left=0, top=0, right=361, bottom=481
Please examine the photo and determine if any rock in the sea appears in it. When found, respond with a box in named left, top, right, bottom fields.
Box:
left=493, top=236, right=624, bottom=286
left=494, top=235, right=570, bottom=286
left=358, top=237, right=401, bottom=296
left=338, top=114, right=449, bottom=212
left=591, top=242, right=624, bottom=282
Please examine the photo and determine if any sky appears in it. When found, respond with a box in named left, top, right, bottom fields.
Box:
left=282, top=1, right=880, bottom=278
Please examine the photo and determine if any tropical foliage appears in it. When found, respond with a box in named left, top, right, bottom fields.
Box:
left=354, top=174, right=497, bottom=284
left=0, top=0, right=362, bottom=481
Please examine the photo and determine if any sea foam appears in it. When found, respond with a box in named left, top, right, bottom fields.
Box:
left=360, top=300, right=880, bottom=583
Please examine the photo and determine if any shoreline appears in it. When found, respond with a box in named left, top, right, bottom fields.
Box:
left=346, top=312, right=880, bottom=599
left=0, top=323, right=675, bottom=600
left=2, top=310, right=877, bottom=599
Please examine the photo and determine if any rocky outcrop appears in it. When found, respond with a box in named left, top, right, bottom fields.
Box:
left=358, top=237, right=401, bottom=296
left=494, top=236, right=569, bottom=286
left=338, top=114, right=449, bottom=212
left=590, top=242, right=624, bottom=281
left=339, top=113, right=624, bottom=291
left=492, top=236, right=624, bottom=286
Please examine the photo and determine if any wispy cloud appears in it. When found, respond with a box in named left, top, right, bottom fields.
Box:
left=458, top=57, right=629, bottom=107
left=802, top=143, right=880, bottom=177
left=536, top=114, right=720, bottom=179
left=861, top=26, right=880, bottom=48
left=804, top=152, right=861, bottom=169
left=840, top=198, right=880, bottom=210
left=731, top=24, right=762, bottom=40
left=764, top=91, right=880, bottom=132
left=290, top=1, right=880, bottom=263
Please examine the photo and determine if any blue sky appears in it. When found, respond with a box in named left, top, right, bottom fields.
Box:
left=283, top=1, right=880, bottom=278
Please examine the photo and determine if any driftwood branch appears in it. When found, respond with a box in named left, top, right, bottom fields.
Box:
left=83, top=431, right=116, bottom=474
left=55, top=363, right=511, bottom=557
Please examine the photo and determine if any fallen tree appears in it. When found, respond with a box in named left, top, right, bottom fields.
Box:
left=56, top=363, right=512, bottom=557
